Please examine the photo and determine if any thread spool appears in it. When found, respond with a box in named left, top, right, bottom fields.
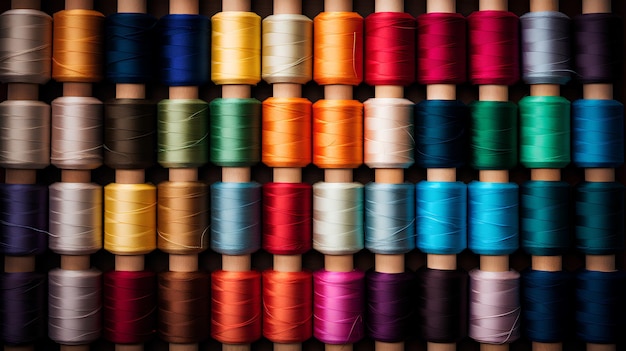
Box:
left=261, top=2, right=313, bottom=351
left=579, top=2, right=619, bottom=351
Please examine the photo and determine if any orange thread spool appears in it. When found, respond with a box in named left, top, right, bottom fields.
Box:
left=262, top=97, right=312, bottom=168
left=52, top=9, right=104, bottom=82
left=313, top=11, right=363, bottom=86
left=263, top=270, right=313, bottom=343
left=211, top=270, right=263, bottom=344
left=313, top=99, right=363, bottom=169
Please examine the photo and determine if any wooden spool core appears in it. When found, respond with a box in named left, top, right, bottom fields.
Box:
left=427, top=0, right=455, bottom=13
left=61, top=255, right=90, bottom=271
left=118, top=0, right=147, bottom=13
left=65, top=0, right=92, bottom=10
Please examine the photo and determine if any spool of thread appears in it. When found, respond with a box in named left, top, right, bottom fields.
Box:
left=262, top=182, right=312, bottom=255
left=0, top=100, right=50, bottom=169
left=157, top=98, right=209, bottom=168
left=522, top=269, right=572, bottom=343
left=52, top=9, right=104, bottom=83
left=364, top=11, right=416, bottom=86
left=262, top=97, right=312, bottom=168
left=415, top=100, right=467, bottom=169
left=416, top=12, right=466, bottom=85
left=210, top=181, right=261, bottom=255
left=468, top=181, right=519, bottom=256
left=573, top=13, right=622, bottom=84
left=469, top=101, right=518, bottom=170
left=572, top=99, right=624, bottom=168
left=366, top=270, right=415, bottom=342
left=263, top=269, right=313, bottom=343
left=262, top=13, right=312, bottom=84
left=313, top=99, right=363, bottom=169
left=313, top=269, right=365, bottom=344
left=575, top=181, right=624, bottom=255
left=104, top=183, right=157, bottom=255
left=105, top=12, right=157, bottom=83
left=157, top=181, right=209, bottom=254
left=211, top=270, right=262, bottom=344
left=0, top=9, right=52, bottom=84
left=468, top=10, right=519, bottom=85
left=519, top=96, right=570, bottom=169
left=313, top=181, right=364, bottom=255
left=48, top=268, right=102, bottom=345
left=364, top=182, right=415, bottom=254
left=0, top=271, right=46, bottom=345
left=416, top=267, right=468, bottom=343
left=211, top=11, right=261, bottom=85
left=313, top=11, right=363, bottom=86
left=158, top=14, right=210, bottom=86
left=0, top=183, right=47, bottom=256
left=416, top=181, right=467, bottom=255
left=520, top=181, right=570, bottom=256
left=209, top=98, right=262, bottom=167
left=51, top=96, right=103, bottom=170
left=363, top=98, right=414, bottom=169
left=49, top=182, right=102, bottom=255
left=104, top=99, right=156, bottom=169
left=468, top=268, right=521, bottom=344
left=575, top=270, right=626, bottom=344
left=520, top=11, right=571, bottom=85
left=158, top=271, right=210, bottom=344
left=103, top=270, right=156, bottom=344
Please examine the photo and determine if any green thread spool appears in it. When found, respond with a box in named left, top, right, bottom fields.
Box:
left=519, top=96, right=570, bottom=169
left=210, top=98, right=261, bottom=167
left=469, top=101, right=518, bottom=170
left=157, top=99, right=209, bottom=168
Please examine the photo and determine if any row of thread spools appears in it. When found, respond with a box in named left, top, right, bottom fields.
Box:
left=0, top=2, right=624, bottom=350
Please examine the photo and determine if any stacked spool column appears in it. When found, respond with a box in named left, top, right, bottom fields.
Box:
left=415, top=0, right=468, bottom=350
left=573, top=1, right=626, bottom=350
left=467, top=0, right=521, bottom=350
left=363, top=0, right=416, bottom=350
left=210, top=0, right=262, bottom=350
left=156, top=0, right=211, bottom=350
left=519, top=1, right=573, bottom=350
left=312, top=0, right=365, bottom=350
left=261, top=1, right=313, bottom=351
left=0, top=0, right=50, bottom=349
left=48, top=0, right=105, bottom=350
left=102, top=0, right=158, bottom=349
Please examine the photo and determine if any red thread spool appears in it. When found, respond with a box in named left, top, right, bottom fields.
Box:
left=468, top=10, right=520, bottom=85
left=417, top=12, right=467, bottom=85
left=364, top=12, right=416, bottom=86
left=211, top=270, right=262, bottom=344
left=263, top=270, right=313, bottom=343
left=263, top=182, right=312, bottom=255
left=103, top=270, right=156, bottom=344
